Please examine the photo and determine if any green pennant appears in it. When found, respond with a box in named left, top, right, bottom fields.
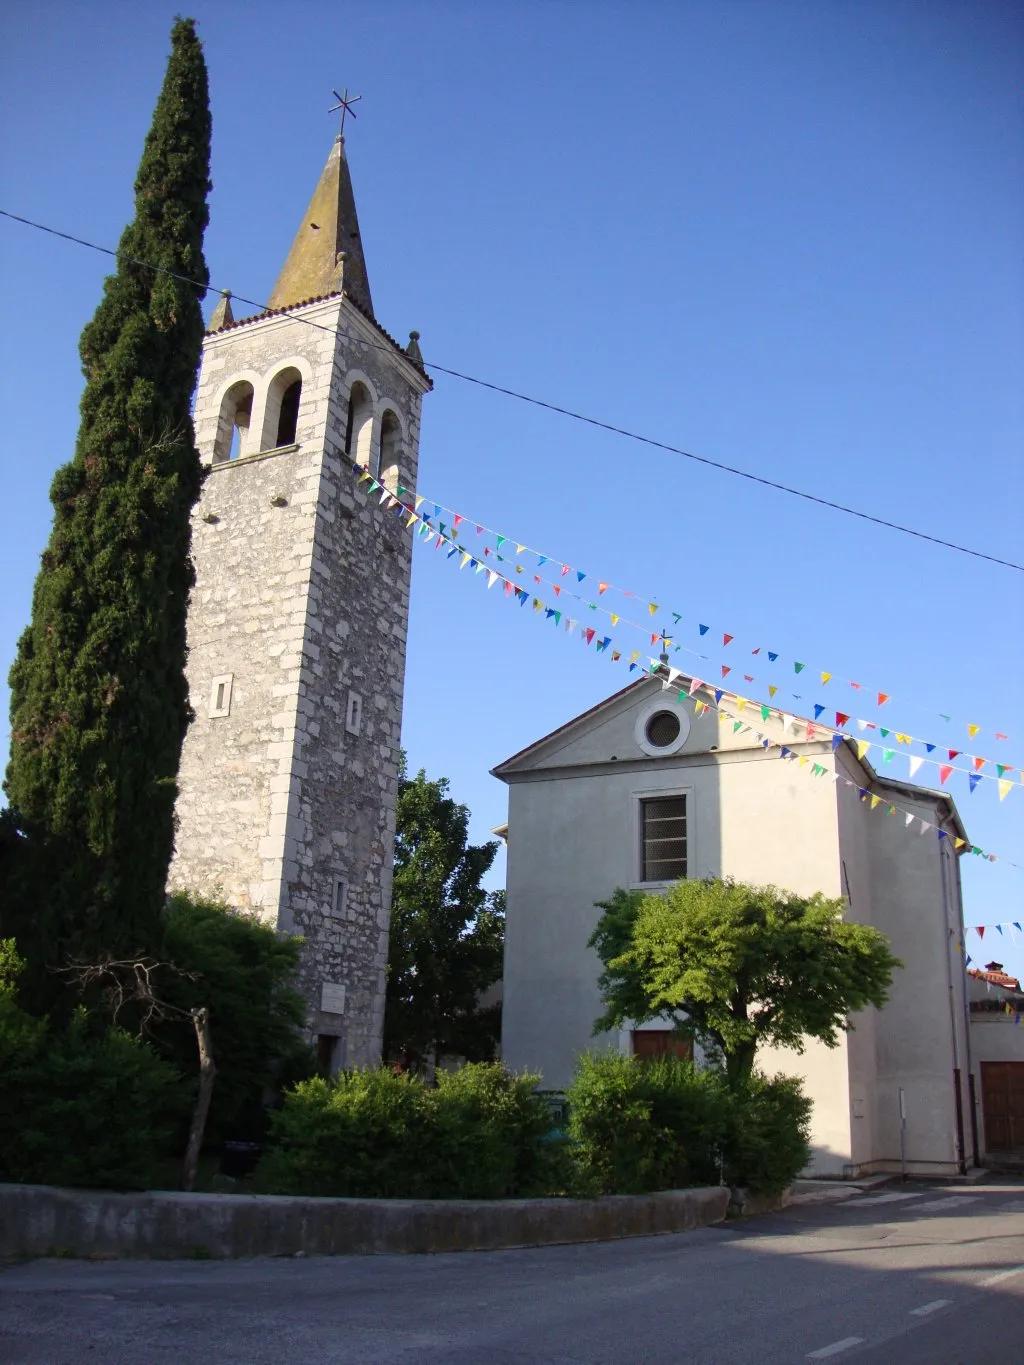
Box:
left=882, top=748, right=894, bottom=764
left=794, top=662, right=805, bottom=673
left=880, top=728, right=890, bottom=738
left=733, top=721, right=743, bottom=733
left=997, top=764, right=1009, bottom=778
left=761, top=705, right=771, bottom=722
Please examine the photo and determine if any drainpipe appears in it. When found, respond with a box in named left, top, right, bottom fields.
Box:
left=940, top=829, right=967, bottom=1175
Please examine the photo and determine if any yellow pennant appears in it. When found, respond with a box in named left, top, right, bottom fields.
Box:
left=460, top=552, right=471, bottom=569
left=870, top=794, right=881, bottom=810
left=768, top=685, right=778, bottom=698
left=532, top=598, right=543, bottom=612
left=736, top=697, right=748, bottom=712
left=998, top=779, right=1013, bottom=801
left=857, top=739, right=870, bottom=760
left=629, top=650, right=641, bottom=663
left=954, top=837, right=966, bottom=849
left=610, top=613, right=620, bottom=626
left=967, top=723, right=980, bottom=738
left=406, top=512, right=418, bottom=528
left=821, top=672, right=832, bottom=685
left=516, top=544, right=526, bottom=554
left=648, top=603, right=658, bottom=616
left=798, top=755, right=808, bottom=768
left=694, top=700, right=707, bottom=714
left=415, top=495, right=424, bottom=510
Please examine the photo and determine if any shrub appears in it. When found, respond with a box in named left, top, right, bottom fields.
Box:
left=566, top=1052, right=727, bottom=1195
left=0, top=944, right=186, bottom=1189
left=259, top=1062, right=568, bottom=1199
left=722, top=1072, right=812, bottom=1195
left=155, top=892, right=313, bottom=1143
left=565, top=1053, right=812, bottom=1197
left=429, top=1064, right=556, bottom=1198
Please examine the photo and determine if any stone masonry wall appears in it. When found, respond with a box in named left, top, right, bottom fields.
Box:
left=288, top=320, right=425, bottom=1065
left=170, top=295, right=428, bottom=1067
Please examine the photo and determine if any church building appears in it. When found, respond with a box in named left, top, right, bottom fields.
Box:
left=494, top=672, right=982, bottom=1179
left=168, top=131, right=430, bottom=1070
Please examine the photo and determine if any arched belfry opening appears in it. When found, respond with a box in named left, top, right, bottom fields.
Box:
left=262, top=367, right=303, bottom=451
left=214, top=381, right=254, bottom=463
left=379, top=409, right=402, bottom=493
left=345, top=381, right=375, bottom=472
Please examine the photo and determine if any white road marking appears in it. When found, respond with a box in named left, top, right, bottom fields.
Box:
left=853, top=1191, right=923, bottom=1206
left=807, top=1338, right=865, bottom=1360
left=979, top=1265, right=1024, bottom=1288
left=912, top=1195, right=983, bottom=1212
left=909, top=1299, right=950, bottom=1316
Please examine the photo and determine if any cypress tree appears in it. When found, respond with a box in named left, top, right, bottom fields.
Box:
left=3, top=18, right=212, bottom=996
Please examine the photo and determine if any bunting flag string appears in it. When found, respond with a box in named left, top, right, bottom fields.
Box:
left=397, top=480, right=1016, bottom=761
left=964, top=921, right=1023, bottom=941
left=369, top=470, right=1019, bottom=796
left=351, top=463, right=1021, bottom=870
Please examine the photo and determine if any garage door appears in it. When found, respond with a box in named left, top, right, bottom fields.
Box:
left=981, top=1061, right=1024, bottom=1152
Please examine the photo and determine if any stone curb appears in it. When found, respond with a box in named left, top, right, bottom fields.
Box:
left=0, top=1183, right=732, bottom=1260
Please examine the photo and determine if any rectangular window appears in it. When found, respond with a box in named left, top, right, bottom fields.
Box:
left=641, top=795, right=687, bottom=882
left=345, top=691, right=362, bottom=736
left=209, top=672, right=233, bottom=718
left=331, top=877, right=348, bottom=919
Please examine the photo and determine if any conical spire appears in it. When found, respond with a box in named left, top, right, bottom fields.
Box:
left=267, top=136, right=373, bottom=317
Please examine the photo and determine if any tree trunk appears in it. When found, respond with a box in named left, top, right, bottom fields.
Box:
left=725, top=1040, right=757, bottom=1088
left=181, top=1006, right=216, bottom=1192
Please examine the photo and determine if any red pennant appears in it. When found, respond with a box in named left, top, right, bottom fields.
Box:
left=743, top=674, right=754, bottom=682
left=996, top=732, right=1008, bottom=740
left=584, top=628, right=595, bottom=645
left=453, top=514, right=463, bottom=529
left=977, top=926, right=985, bottom=940
left=553, top=585, right=560, bottom=596
left=939, top=765, right=953, bottom=785
left=973, top=756, right=985, bottom=772
left=651, top=633, right=660, bottom=646
left=850, top=681, right=862, bottom=690
left=751, top=647, right=761, bottom=655
left=836, top=712, right=850, bottom=728
left=877, top=692, right=890, bottom=707
left=723, top=633, right=733, bottom=646
left=721, top=665, right=731, bottom=678
left=948, top=750, right=960, bottom=761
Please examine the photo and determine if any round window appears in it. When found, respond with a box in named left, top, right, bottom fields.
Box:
left=645, top=710, right=681, bottom=749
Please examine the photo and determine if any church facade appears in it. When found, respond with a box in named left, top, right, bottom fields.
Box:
left=494, top=674, right=979, bottom=1179
left=168, top=134, right=430, bottom=1069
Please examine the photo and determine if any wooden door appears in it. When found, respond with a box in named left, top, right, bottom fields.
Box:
left=632, top=1030, right=693, bottom=1061
left=980, top=1061, right=1024, bottom=1151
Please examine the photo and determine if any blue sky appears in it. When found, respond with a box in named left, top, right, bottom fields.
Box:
left=1, top=2, right=1021, bottom=975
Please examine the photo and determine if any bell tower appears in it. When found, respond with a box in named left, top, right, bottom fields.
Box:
left=169, top=131, right=431, bottom=1068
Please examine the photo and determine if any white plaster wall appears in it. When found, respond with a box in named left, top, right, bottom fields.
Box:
left=501, top=686, right=845, bottom=1093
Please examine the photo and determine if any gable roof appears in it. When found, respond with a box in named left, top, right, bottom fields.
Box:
left=491, top=665, right=969, bottom=842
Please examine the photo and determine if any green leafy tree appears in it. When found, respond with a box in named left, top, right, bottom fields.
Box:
left=591, top=878, right=901, bottom=1086
left=2, top=18, right=212, bottom=997
left=156, top=892, right=312, bottom=1142
left=384, top=771, right=504, bottom=1076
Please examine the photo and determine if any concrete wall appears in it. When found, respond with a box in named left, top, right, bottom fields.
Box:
left=0, top=1184, right=731, bottom=1260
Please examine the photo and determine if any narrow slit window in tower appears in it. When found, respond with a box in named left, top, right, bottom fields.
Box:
left=276, top=379, right=301, bottom=447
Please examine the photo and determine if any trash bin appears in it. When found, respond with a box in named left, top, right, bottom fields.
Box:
left=220, top=1141, right=261, bottom=1179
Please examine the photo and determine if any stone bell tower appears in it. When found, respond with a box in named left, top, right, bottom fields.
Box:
left=169, top=131, right=431, bottom=1068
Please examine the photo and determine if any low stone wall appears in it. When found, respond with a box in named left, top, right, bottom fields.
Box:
left=0, top=1183, right=731, bottom=1260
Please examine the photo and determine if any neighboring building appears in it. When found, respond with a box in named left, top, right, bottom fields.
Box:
left=493, top=672, right=980, bottom=1179
left=968, top=962, right=1024, bottom=1160
left=168, top=132, right=431, bottom=1069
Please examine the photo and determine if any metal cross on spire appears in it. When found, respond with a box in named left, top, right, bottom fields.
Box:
left=329, top=88, right=362, bottom=138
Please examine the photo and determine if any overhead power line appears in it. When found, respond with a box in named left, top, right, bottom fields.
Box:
left=2, top=206, right=1021, bottom=574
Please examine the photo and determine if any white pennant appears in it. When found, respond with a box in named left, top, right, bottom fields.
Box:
left=908, top=755, right=924, bottom=778
left=486, top=571, right=498, bottom=589
left=782, top=713, right=794, bottom=732
left=905, top=812, right=915, bottom=827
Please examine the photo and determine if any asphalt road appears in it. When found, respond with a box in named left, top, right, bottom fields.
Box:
left=2, top=1180, right=1022, bottom=1363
